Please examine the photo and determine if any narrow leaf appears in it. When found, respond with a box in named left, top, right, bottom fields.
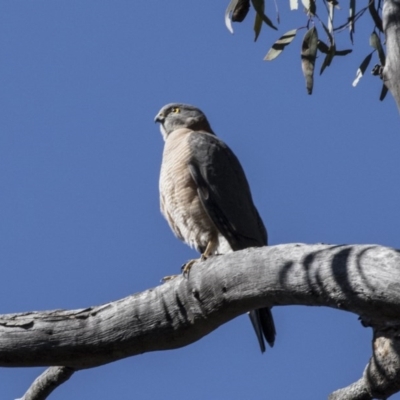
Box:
left=319, top=19, right=334, bottom=46
left=380, top=84, right=388, bottom=101
left=251, top=0, right=278, bottom=30
left=327, top=0, right=335, bottom=35
left=225, top=0, right=240, bottom=33
left=301, top=27, right=318, bottom=94
left=335, top=49, right=352, bottom=56
left=310, top=0, right=317, bottom=15
left=232, top=0, right=251, bottom=22
left=320, top=44, right=336, bottom=74
left=319, top=13, right=338, bottom=75
left=301, top=0, right=316, bottom=15
left=253, top=0, right=264, bottom=41
left=369, top=31, right=385, bottom=65
left=368, top=0, right=383, bottom=32
left=352, top=51, right=373, bottom=86
left=317, top=40, right=330, bottom=54
left=264, top=29, right=298, bottom=60
left=349, top=0, right=356, bottom=43
left=319, top=41, right=352, bottom=56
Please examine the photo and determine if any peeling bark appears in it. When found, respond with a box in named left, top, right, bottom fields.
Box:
left=2, top=244, right=400, bottom=399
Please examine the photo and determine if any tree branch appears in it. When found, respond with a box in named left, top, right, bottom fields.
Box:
left=329, top=378, right=372, bottom=400
left=19, top=367, right=75, bottom=400
left=383, top=0, right=400, bottom=111
left=2, top=244, right=400, bottom=399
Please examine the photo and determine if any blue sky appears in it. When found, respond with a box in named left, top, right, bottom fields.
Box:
left=1, top=1, right=399, bottom=399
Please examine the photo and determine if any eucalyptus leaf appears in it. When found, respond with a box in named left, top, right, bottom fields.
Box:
left=335, top=49, right=352, bottom=56
left=301, top=27, right=318, bottom=94
left=264, top=29, right=297, bottom=60
left=368, top=0, right=383, bottom=32
left=319, top=41, right=352, bottom=56
left=301, top=0, right=316, bottom=15
left=254, top=0, right=264, bottom=41
left=380, top=84, right=388, bottom=101
left=317, top=40, right=330, bottom=54
left=251, top=0, right=278, bottom=30
left=352, top=51, right=373, bottom=87
left=327, top=0, right=335, bottom=35
left=225, top=0, right=240, bottom=33
left=232, top=0, right=251, bottom=22
left=320, top=44, right=336, bottom=75
left=369, top=32, right=385, bottom=66
left=349, top=0, right=356, bottom=43
left=319, top=19, right=334, bottom=46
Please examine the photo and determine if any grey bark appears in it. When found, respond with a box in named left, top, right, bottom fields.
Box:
left=2, top=244, right=400, bottom=400
left=383, top=0, right=400, bottom=111
left=19, top=367, right=75, bottom=400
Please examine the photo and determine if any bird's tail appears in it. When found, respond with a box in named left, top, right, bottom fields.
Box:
left=248, top=308, right=276, bottom=353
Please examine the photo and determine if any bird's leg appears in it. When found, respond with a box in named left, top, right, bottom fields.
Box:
left=181, top=240, right=214, bottom=277
left=162, top=240, right=216, bottom=282
left=201, top=240, right=214, bottom=259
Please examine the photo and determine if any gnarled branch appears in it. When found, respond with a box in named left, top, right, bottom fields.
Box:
left=3, top=244, right=400, bottom=399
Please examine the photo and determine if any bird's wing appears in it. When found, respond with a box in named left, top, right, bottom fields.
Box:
left=187, top=131, right=267, bottom=251
left=188, top=131, right=275, bottom=351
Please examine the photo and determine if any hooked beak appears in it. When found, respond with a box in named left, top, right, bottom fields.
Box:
left=154, top=113, right=164, bottom=123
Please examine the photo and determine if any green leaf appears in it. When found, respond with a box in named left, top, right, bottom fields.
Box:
left=369, top=32, right=385, bottom=66
left=225, top=0, right=240, bottom=34
left=318, top=41, right=352, bottom=56
left=251, top=0, right=278, bottom=30
left=310, top=0, right=317, bottom=14
left=253, top=0, right=264, bottom=41
left=352, top=51, right=373, bottom=87
left=301, top=27, right=318, bottom=94
left=232, top=0, right=251, bottom=22
left=320, top=44, right=336, bottom=75
left=335, top=49, right=352, bottom=56
left=264, top=29, right=297, bottom=60
left=380, top=84, right=388, bottom=101
left=368, top=0, right=383, bottom=33
left=317, top=40, right=330, bottom=54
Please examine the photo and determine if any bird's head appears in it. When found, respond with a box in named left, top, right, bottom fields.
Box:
left=154, top=103, right=215, bottom=140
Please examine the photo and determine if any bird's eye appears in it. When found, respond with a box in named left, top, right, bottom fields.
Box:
left=171, top=107, right=180, bottom=114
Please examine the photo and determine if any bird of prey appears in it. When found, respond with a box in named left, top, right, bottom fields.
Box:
left=155, top=103, right=275, bottom=353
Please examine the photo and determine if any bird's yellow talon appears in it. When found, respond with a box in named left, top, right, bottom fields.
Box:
left=161, top=275, right=179, bottom=283
left=181, top=259, right=196, bottom=277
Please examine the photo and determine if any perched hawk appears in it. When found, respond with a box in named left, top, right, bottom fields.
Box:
left=155, top=103, right=275, bottom=353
